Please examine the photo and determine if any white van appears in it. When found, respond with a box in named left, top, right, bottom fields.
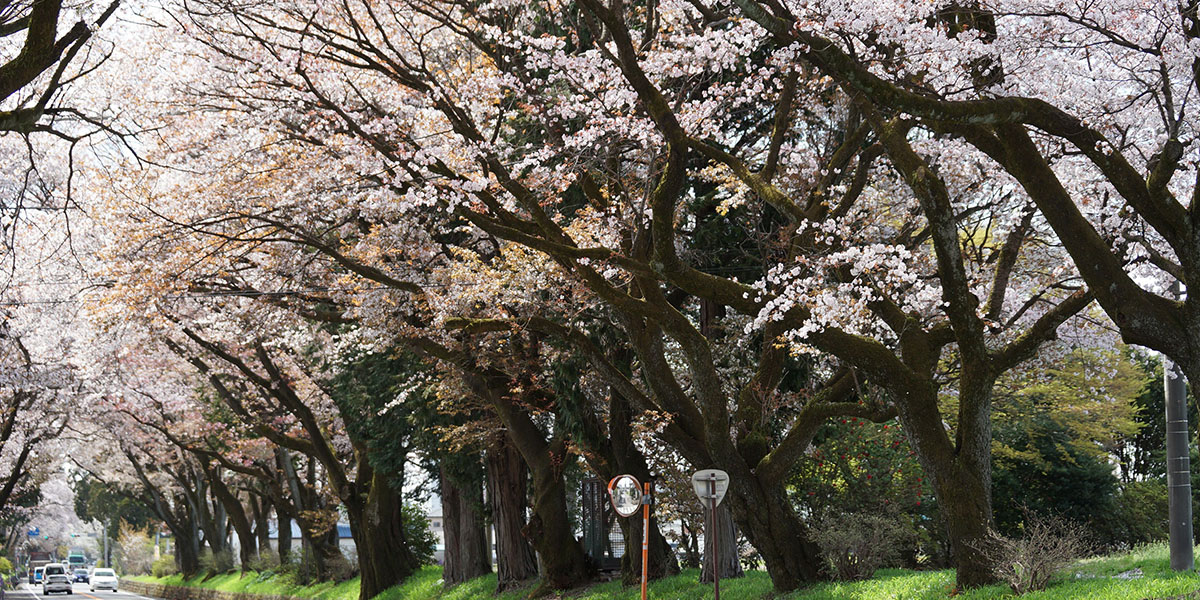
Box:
left=41, top=563, right=72, bottom=595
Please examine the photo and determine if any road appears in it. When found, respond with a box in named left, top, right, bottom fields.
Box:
left=4, top=582, right=155, bottom=600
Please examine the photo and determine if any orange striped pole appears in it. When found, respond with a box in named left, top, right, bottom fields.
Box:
left=642, top=481, right=650, bottom=600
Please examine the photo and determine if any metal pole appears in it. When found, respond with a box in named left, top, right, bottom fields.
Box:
left=709, top=476, right=719, bottom=600
left=1166, top=286, right=1195, bottom=570
left=641, top=481, right=650, bottom=600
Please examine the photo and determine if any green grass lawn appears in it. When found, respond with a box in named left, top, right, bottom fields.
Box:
left=129, top=543, right=1200, bottom=600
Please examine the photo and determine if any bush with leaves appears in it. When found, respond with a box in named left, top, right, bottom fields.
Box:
left=983, top=510, right=1092, bottom=594
left=811, top=511, right=909, bottom=580
left=151, top=555, right=177, bottom=578
left=199, top=549, right=234, bottom=575
left=247, top=552, right=279, bottom=574
left=402, top=502, right=437, bottom=566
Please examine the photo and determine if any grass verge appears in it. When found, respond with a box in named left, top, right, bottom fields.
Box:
left=129, top=543, right=1200, bottom=600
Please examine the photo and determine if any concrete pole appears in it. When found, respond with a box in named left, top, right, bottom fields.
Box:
left=102, top=519, right=109, bottom=568
left=1167, top=280, right=1194, bottom=571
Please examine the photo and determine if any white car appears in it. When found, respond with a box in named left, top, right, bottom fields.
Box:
left=89, top=569, right=118, bottom=592
left=41, top=563, right=72, bottom=595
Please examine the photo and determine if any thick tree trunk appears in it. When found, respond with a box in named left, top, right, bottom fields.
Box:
left=250, top=496, right=271, bottom=564
left=723, top=474, right=822, bottom=592
left=898, top=385, right=996, bottom=589
left=486, top=438, right=537, bottom=590
left=204, top=464, right=257, bottom=569
left=347, top=468, right=421, bottom=600
left=295, top=512, right=351, bottom=583
left=700, top=503, right=743, bottom=583
left=440, top=465, right=492, bottom=586
left=200, top=489, right=229, bottom=557
left=936, top=465, right=994, bottom=587
left=477, top=380, right=592, bottom=593
left=277, top=509, right=293, bottom=566
left=173, top=524, right=201, bottom=578
left=609, top=390, right=679, bottom=584
left=522, top=440, right=593, bottom=593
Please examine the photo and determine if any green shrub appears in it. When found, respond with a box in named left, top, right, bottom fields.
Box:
left=274, top=551, right=297, bottom=575
left=403, top=502, right=437, bottom=566
left=247, top=552, right=279, bottom=573
left=811, top=511, right=909, bottom=580
left=151, top=555, right=177, bottom=578
left=0, top=557, right=11, bottom=574
left=1093, top=479, right=1168, bottom=551
left=199, top=549, right=235, bottom=574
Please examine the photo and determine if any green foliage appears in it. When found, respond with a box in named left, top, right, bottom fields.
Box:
left=151, top=555, right=177, bottom=578
left=790, top=416, right=941, bottom=565
left=402, top=503, right=437, bottom=566
left=0, top=484, right=40, bottom=538
left=1113, top=352, right=1196, bottom=481
left=328, top=345, right=430, bottom=492
left=991, top=417, right=1119, bottom=537
left=199, top=549, right=235, bottom=575
left=991, top=348, right=1145, bottom=541
left=992, top=349, right=1143, bottom=468
left=72, top=475, right=154, bottom=541
left=1086, top=479, right=1167, bottom=551
left=0, top=557, right=12, bottom=574
left=247, top=552, right=280, bottom=574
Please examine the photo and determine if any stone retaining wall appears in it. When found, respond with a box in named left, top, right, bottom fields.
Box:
left=120, top=579, right=309, bottom=600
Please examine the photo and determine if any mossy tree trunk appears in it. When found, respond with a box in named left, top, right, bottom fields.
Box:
left=486, top=437, right=538, bottom=590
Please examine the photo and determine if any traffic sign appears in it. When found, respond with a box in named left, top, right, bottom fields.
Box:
left=607, top=474, right=642, bottom=517
left=693, top=469, right=731, bottom=600
left=691, top=469, right=729, bottom=507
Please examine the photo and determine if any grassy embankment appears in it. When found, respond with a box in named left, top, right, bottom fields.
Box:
left=128, top=543, right=1200, bottom=599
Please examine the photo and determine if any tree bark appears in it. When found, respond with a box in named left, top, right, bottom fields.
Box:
left=721, top=476, right=821, bottom=591
left=203, top=464, right=257, bottom=570
left=276, top=509, right=293, bottom=566
left=464, top=371, right=593, bottom=593
left=295, top=514, right=350, bottom=583
left=700, top=503, right=743, bottom=583
left=520, top=437, right=593, bottom=593
left=896, top=384, right=995, bottom=588
left=608, top=391, right=679, bottom=584
left=249, top=495, right=271, bottom=565
left=346, top=466, right=421, bottom=600
left=173, top=523, right=201, bottom=578
left=486, top=437, right=537, bottom=590
left=440, top=465, right=492, bottom=585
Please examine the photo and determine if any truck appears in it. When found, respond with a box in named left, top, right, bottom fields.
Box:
left=66, top=553, right=85, bottom=569
left=27, top=552, right=52, bottom=584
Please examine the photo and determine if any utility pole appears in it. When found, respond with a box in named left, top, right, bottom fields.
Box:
left=102, top=518, right=110, bottom=568
left=1167, top=279, right=1194, bottom=571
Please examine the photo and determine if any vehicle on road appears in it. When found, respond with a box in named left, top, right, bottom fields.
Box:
left=71, top=570, right=88, bottom=584
left=32, top=568, right=43, bottom=585
left=88, top=569, right=117, bottom=593
left=41, top=563, right=71, bottom=595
